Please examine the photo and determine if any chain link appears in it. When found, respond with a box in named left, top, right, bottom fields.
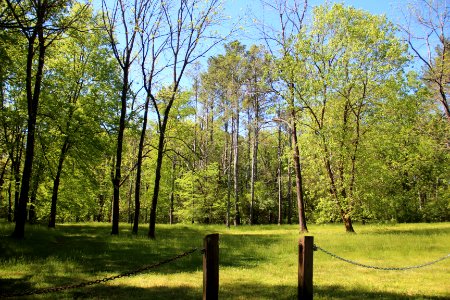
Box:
left=0, top=247, right=199, bottom=298
left=314, top=244, right=450, bottom=271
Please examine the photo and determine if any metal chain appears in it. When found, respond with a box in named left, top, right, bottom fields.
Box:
left=0, top=247, right=199, bottom=298
left=314, top=244, right=450, bottom=271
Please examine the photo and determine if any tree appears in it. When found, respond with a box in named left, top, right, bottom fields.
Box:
left=0, top=27, right=26, bottom=223
left=147, top=0, right=227, bottom=239
left=402, top=0, right=450, bottom=123
left=102, top=0, right=145, bottom=235
left=134, top=0, right=165, bottom=234
left=260, top=0, right=309, bottom=232
left=292, top=4, right=409, bottom=232
left=40, top=6, right=120, bottom=227
left=244, top=45, right=271, bottom=225
left=5, top=0, right=88, bottom=238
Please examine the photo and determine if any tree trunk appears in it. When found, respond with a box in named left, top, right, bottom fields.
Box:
left=12, top=26, right=46, bottom=239
left=324, top=155, right=355, bottom=233
left=250, top=95, right=259, bottom=225
left=12, top=163, right=20, bottom=222
left=277, top=118, right=282, bottom=225
left=249, top=133, right=257, bottom=225
left=28, top=162, right=43, bottom=224
left=8, top=181, right=12, bottom=222
left=287, top=131, right=292, bottom=225
left=233, top=109, right=240, bottom=226
left=111, top=70, right=129, bottom=235
left=28, top=182, right=38, bottom=224
left=291, top=112, right=308, bottom=233
left=148, top=116, right=168, bottom=239
left=48, top=139, right=70, bottom=228
left=169, top=159, right=176, bottom=225
left=0, top=159, right=7, bottom=219
left=97, top=194, right=105, bottom=222
left=225, top=121, right=232, bottom=228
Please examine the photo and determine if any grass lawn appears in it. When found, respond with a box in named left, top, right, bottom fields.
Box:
left=0, top=221, right=449, bottom=299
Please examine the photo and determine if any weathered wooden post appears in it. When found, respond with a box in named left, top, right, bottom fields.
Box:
left=203, top=233, right=219, bottom=300
left=298, top=235, right=314, bottom=300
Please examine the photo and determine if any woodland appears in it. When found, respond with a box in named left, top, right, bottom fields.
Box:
left=0, top=0, right=449, bottom=239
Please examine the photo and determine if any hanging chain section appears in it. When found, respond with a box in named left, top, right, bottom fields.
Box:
left=314, top=244, right=450, bottom=271
left=0, top=247, right=199, bottom=298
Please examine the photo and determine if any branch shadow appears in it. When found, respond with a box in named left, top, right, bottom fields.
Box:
left=3, top=282, right=446, bottom=300
left=315, top=285, right=449, bottom=300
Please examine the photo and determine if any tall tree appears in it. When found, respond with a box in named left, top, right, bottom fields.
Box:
left=133, top=0, right=165, bottom=234
left=102, top=0, right=145, bottom=235
left=5, top=0, right=87, bottom=238
left=245, top=45, right=270, bottom=225
left=292, top=4, right=409, bottom=232
left=148, top=0, right=227, bottom=239
left=260, top=0, right=309, bottom=232
left=41, top=6, right=119, bottom=228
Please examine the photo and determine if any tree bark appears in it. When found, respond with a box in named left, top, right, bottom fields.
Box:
left=48, top=139, right=70, bottom=228
left=291, top=119, right=308, bottom=232
left=287, top=129, right=293, bottom=225
left=324, top=155, right=355, bottom=233
left=250, top=94, right=260, bottom=225
left=111, top=69, right=129, bottom=235
left=225, top=121, right=232, bottom=228
left=169, top=159, right=176, bottom=225
left=12, top=14, right=46, bottom=239
left=277, top=117, right=282, bottom=225
left=148, top=121, right=166, bottom=239
left=233, top=107, right=240, bottom=226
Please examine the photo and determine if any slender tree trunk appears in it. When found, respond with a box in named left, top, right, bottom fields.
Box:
left=225, top=121, right=232, bottom=228
left=0, top=159, right=7, bottom=218
left=12, top=25, right=45, bottom=239
left=169, top=159, right=176, bottom=225
left=28, top=161, right=43, bottom=224
left=277, top=118, right=282, bottom=225
left=250, top=97, right=259, bottom=225
left=29, top=179, right=38, bottom=224
left=8, top=180, right=12, bottom=222
left=148, top=116, right=168, bottom=239
left=111, top=70, right=129, bottom=235
left=233, top=108, right=240, bottom=226
left=97, top=194, right=105, bottom=222
left=438, top=83, right=450, bottom=124
left=249, top=135, right=256, bottom=225
left=287, top=127, right=293, bottom=225
left=49, top=139, right=70, bottom=228
left=287, top=156, right=292, bottom=225
left=13, top=163, right=20, bottom=222
left=324, top=155, right=355, bottom=233
left=127, top=165, right=134, bottom=224
left=247, top=108, right=252, bottom=224
left=291, top=112, right=308, bottom=233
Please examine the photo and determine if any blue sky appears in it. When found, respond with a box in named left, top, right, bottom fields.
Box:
left=221, top=0, right=411, bottom=44
left=201, top=0, right=433, bottom=73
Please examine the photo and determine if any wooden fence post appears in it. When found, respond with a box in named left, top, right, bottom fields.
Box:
left=298, top=235, right=314, bottom=300
left=203, top=233, right=219, bottom=300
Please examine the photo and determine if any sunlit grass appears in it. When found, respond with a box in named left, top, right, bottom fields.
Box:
left=0, top=222, right=449, bottom=299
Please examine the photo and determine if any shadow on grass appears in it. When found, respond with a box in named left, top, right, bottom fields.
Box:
left=0, top=222, right=279, bottom=296
left=0, top=223, right=279, bottom=276
left=1, top=281, right=446, bottom=300
left=315, top=285, right=449, bottom=300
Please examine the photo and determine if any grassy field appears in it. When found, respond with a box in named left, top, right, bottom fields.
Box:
left=0, top=222, right=449, bottom=299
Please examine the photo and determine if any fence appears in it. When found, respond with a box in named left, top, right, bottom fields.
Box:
left=1, top=234, right=449, bottom=299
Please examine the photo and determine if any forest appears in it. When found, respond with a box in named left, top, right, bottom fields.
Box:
left=0, top=0, right=449, bottom=239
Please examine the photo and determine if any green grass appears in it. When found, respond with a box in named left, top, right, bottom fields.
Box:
left=0, top=222, right=449, bottom=299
